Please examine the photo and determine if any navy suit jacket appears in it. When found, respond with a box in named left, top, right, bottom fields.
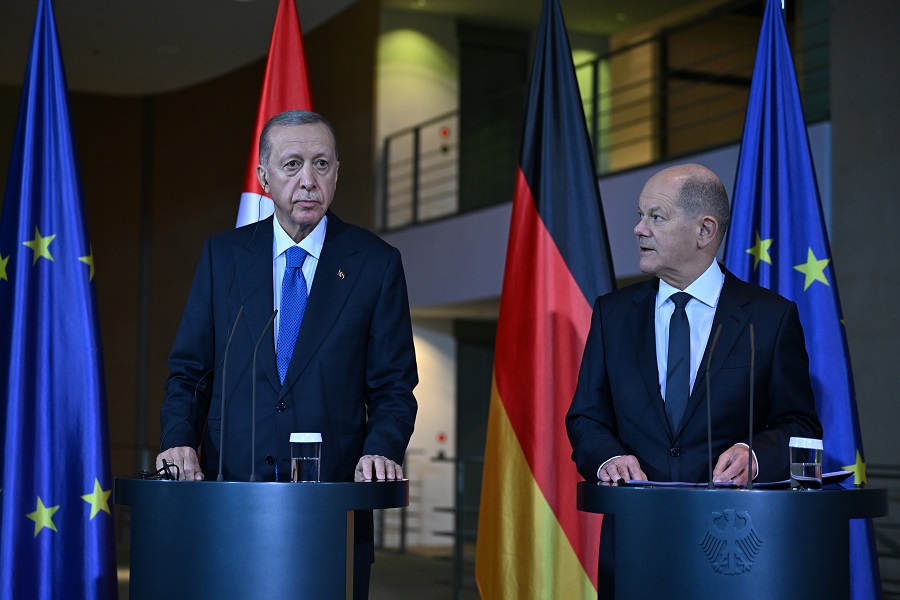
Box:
left=566, top=268, right=821, bottom=484
left=161, top=212, right=418, bottom=484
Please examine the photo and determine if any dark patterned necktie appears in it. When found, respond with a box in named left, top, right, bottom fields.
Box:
left=665, top=292, right=692, bottom=431
left=276, top=246, right=308, bottom=384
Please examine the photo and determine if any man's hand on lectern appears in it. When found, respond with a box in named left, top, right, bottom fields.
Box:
left=713, top=443, right=757, bottom=485
left=599, top=455, right=647, bottom=483
left=156, top=447, right=204, bottom=480
left=355, top=455, right=403, bottom=482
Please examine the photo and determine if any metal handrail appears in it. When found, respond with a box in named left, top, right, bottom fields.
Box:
left=378, top=0, right=830, bottom=232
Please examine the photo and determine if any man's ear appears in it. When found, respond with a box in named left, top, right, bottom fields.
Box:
left=697, top=215, right=719, bottom=249
left=256, top=165, right=269, bottom=191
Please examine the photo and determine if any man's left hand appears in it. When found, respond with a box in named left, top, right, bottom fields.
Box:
left=713, top=444, right=757, bottom=485
left=355, top=455, right=403, bottom=481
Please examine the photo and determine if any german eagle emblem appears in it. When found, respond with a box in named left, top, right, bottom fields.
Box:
left=699, top=509, right=762, bottom=575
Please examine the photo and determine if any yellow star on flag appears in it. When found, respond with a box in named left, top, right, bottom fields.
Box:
left=23, top=227, right=56, bottom=265
left=745, top=232, right=773, bottom=270
left=81, top=478, right=112, bottom=520
left=79, top=245, right=96, bottom=281
left=842, top=449, right=868, bottom=487
left=0, top=253, right=8, bottom=281
left=26, top=496, right=60, bottom=537
left=793, top=247, right=830, bottom=291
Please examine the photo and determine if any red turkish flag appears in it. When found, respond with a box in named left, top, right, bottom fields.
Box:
left=236, top=0, right=313, bottom=227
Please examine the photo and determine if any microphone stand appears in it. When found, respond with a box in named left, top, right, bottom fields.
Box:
left=706, top=324, right=722, bottom=490
left=249, top=310, right=277, bottom=482
left=747, top=324, right=755, bottom=490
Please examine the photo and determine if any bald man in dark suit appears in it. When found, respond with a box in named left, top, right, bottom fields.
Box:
left=566, top=164, right=821, bottom=597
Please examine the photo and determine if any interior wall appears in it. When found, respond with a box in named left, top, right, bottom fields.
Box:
left=305, top=0, right=378, bottom=230
left=454, top=318, right=496, bottom=539
left=0, top=87, right=20, bottom=191
left=377, top=10, right=459, bottom=144
left=68, top=94, right=145, bottom=477
left=394, top=320, right=457, bottom=549
left=830, top=0, right=900, bottom=467
left=457, top=23, right=529, bottom=214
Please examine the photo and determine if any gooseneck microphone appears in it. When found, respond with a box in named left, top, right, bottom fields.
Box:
left=706, top=324, right=723, bottom=489
left=249, top=310, right=277, bottom=482
left=217, top=306, right=244, bottom=482
left=747, top=324, right=756, bottom=490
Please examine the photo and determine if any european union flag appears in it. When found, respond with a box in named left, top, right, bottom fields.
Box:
left=0, top=0, right=118, bottom=597
left=723, top=1, right=880, bottom=597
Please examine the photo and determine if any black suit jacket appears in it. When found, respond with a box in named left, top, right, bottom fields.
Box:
left=161, top=213, right=418, bottom=483
left=566, top=268, right=821, bottom=484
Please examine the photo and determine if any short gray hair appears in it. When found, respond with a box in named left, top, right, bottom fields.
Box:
left=676, top=175, right=731, bottom=238
left=258, top=110, right=339, bottom=166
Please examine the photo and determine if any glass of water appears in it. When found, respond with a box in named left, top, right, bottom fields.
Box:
left=290, top=432, right=322, bottom=482
left=789, top=437, right=823, bottom=490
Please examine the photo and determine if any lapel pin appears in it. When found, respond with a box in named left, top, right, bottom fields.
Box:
left=338, top=269, right=345, bottom=279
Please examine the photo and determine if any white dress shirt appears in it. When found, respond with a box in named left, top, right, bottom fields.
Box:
left=272, top=215, right=327, bottom=350
left=655, top=261, right=724, bottom=397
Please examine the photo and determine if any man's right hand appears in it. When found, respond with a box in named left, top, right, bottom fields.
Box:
left=599, top=455, right=647, bottom=483
left=156, top=447, right=204, bottom=480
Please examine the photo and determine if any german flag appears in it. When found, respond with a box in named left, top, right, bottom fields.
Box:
left=475, top=0, right=615, bottom=596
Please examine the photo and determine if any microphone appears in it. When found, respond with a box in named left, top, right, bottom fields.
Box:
left=747, top=324, right=756, bottom=490
left=706, top=324, right=723, bottom=489
left=217, top=306, right=244, bottom=482
left=249, top=310, right=277, bottom=482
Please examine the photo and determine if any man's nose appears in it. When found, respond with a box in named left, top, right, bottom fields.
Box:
left=298, top=164, right=316, bottom=188
left=634, top=219, right=646, bottom=236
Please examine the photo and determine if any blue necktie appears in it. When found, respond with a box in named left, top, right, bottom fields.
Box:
left=277, top=246, right=308, bottom=384
left=665, top=292, right=692, bottom=432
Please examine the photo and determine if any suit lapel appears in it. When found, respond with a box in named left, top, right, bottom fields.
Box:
left=629, top=280, right=672, bottom=437
left=280, top=214, right=360, bottom=397
left=232, top=218, right=279, bottom=392
left=680, top=271, right=750, bottom=432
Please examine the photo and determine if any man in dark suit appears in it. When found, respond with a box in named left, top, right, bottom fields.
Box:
left=156, top=110, right=418, bottom=598
left=566, top=163, right=821, bottom=595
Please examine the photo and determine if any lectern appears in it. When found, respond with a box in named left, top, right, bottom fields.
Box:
left=115, top=478, right=408, bottom=600
left=577, top=483, right=887, bottom=599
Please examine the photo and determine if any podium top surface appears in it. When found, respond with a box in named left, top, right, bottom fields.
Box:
left=115, top=477, right=409, bottom=511
left=576, top=481, right=888, bottom=520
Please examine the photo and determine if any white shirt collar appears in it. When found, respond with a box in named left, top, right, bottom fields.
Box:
left=273, top=214, right=327, bottom=260
left=657, top=261, right=724, bottom=309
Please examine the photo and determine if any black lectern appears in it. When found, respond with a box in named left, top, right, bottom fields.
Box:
left=115, top=478, right=408, bottom=600
left=577, top=483, right=887, bottom=599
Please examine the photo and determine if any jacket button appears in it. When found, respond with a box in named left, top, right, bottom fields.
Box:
left=266, top=455, right=276, bottom=466
left=670, top=447, right=681, bottom=457
left=275, top=401, right=287, bottom=412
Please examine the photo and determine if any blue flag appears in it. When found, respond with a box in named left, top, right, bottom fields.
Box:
left=0, top=0, right=118, bottom=598
left=723, top=1, right=880, bottom=598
